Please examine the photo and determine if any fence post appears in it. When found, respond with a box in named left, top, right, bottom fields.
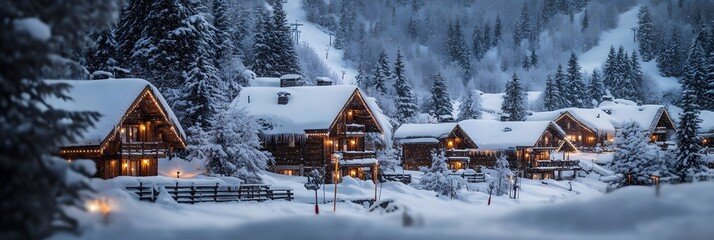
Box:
left=214, top=183, right=218, bottom=202
left=174, top=182, right=179, bottom=200
left=139, top=182, right=143, bottom=199
left=191, top=185, right=196, bottom=204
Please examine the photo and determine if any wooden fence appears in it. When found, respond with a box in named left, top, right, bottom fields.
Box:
left=381, top=173, right=412, bottom=184
left=125, top=182, right=293, bottom=204
left=449, top=172, right=486, bottom=183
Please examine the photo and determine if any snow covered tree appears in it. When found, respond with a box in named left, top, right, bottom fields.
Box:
left=334, top=3, right=354, bottom=50
left=372, top=50, right=391, bottom=95
left=603, top=46, right=617, bottom=90
left=458, top=90, right=484, bottom=120
left=393, top=50, right=418, bottom=123
left=85, top=27, right=119, bottom=79
left=1, top=0, right=114, bottom=238
left=483, top=22, right=492, bottom=51
left=657, top=28, right=684, bottom=78
left=530, top=48, right=538, bottom=67
left=212, top=0, right=242, bottom=99
left=355, top=60, right=370, bottom=90
left=673, top=39, right=707, bottom=180
left=472, top=25, right=485, bottom=60
left=446, top=21, right=470, bottom=72
left=491, top=155, right=513, bottom=196
left=271, top=1, right=302, bottom=76
left=513, top=2, right=530, bottom=47
left=252, top=11, right=277, bottom=77
left=493, top=15, right=502, bottom=47
left=304, top=169, right=323, bottom=212
left=542, top=74, right=560, bottom=111
left=564, top=53, right=588, bottom=108
left=588, top=69, right=606, bottom=105
left=552, top=64, right=568, bottom=109
left=581, top=9, right=589, bottom=31
left=637, top=6, right=657, bottom=61
left=419, top=150, right=464, bottom=199
left=207, top=107, right=274, bottom=183
left=501, top=72, right=527, bottom=121
left=430, top=73, right=452, bottom=120
left=608, top=121, right=658, bottom=187
left=684, top=31, right=710, bottom=111
left=626, top=51, right=644, bottom=103
left=116, top=0, right=150, bottom=75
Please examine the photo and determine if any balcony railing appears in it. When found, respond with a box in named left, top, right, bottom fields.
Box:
left=121, top=141, right=168, bottom=158
left=530, top=160, right=580, bottom=170
left=338, top=124, right=365, bottom=136
left=339, top=150, right=376, bottom=160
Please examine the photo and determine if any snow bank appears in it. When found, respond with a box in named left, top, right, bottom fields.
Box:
left=458, top=120, right=563, bottom=149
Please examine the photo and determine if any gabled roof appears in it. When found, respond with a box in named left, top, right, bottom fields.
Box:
left=44, top=79, right=186, bottom=147
left=232, top=85, right=387, bottom=135
left=599, top=105, right=674, bottom=132
left=527, top=108, right=616, bottom=135
left=457, top=120, right=566, bottom=149
left=393, top=123, right=458, bottom=140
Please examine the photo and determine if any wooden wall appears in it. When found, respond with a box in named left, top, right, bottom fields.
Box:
left=402, top=142, right=439, bottom=170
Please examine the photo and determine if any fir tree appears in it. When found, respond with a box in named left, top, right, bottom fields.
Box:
left=588, top=69, right=606, bottom=105
left=408, top=17, right=418, bottom=40
left=674, top=73, right=706, bottom=180
left=272, top=1, right=302, bottom=75
left=603, top=46, right=617, bottom=90
left=458, top=90, right=484, bottom=120
left=530, top=48, right=538, bottom=67
left=581, top=9, right=589, bottom=31
left=355, top=60, right=370, bottom=90
left=637, top=6, right=657, bottom=61
left=430, top=73, right=453, bottom=120
left=393, top=50, right=418, bottom=123
left=513, top=2, right=530, bottom=47
left=483, top=22, right=492, bottom=51
left=608, top=121, right=658, bottom=187
left=116, top=0, right=150, bottom=75
left=627, top=51, right=644, bottom=103
left=493, top=15, right=502, bottom=47
left=207, top=107, right=274, bottom=183
left=564, top=53, right=587, bottom=108
left=502, top=72, right=527, bottom=121
left=685, top=31, right=710, bottom=110
left=85, top=27, right=118, bottom=79
left=1, top=1, right=113, bottom=238
left=419, top=150, right=465, bottom=199
left=542, top=74, right=560, bottom=111
left=252, top=12, right=277, bottom=77
left=446, top=21, right=470, bottom=71
left=472, top=25, right=484, bottom=60
left=373, top=50, right=391, bottom=95
left=334, top=3, right=353, bottom=49
left=657, top=28, right=684, bottom=77
left=212, top=0, right=241, bottom=99
left=553, top=64, right=568, bottom=109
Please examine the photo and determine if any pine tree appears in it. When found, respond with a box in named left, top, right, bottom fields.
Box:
left=431, top=73, right=453, bottom=120
left=252, top=12, right=277, bottom=77
left=603, top=46, right=617, bottom=90
left=85, top=27, right=118, bottom=79
left=627, top=51, right=644, bottom=103
left=542, top=74, right=560, bottom=111
left=419, top=150, right=465, bottom=199
left=207, top=107, right=274, bottom=183
left=493, top=15, right=502, bottom=47
left=685, top=31, right=710, bottom=110
left=530, top=48, right=538, bottom=67
left=513, top=2, right=530, bottom=47
left=212, top=0, right=241, bottom=99
left=674, top=70, right=706, bottom=180
left=334, top=3, right=353, bottom=49
left=393, top=50, right=418, bottom=123
left=408, top=17, right=418, bottom=40
left=1, top=1, right=113, bottom=238
left=355, top=60, right=370, bottom=90
left=582, top=9, right=589, bottom=31
left=553, top=64, right=568, bottom=109
left=588, top=69, right=606, bottom=105
left=502, top=72, right=527, bottom=121
left=492, top=155, right=513, bottom=196
left=608, top=121, right=658, bottom=187
left=637, top=6, right=657, bottom=61
left=472, top=25, right=484, bottom=60
left=272, top=1, right=302, bottom=75
left=447, top=21, right=470, bottom=71
left=658, top=28, right=684, bottom=77
left=609, top=46, right=632, bottom=100
left=564, top=53, right=587, bottom=108
left=116, top=0, right=150, bottom=75
left=458, top=90, right=484, bottom=120
left=373, top=50, right=391, bottom=95
left=483, top=22, right=492, bottom=51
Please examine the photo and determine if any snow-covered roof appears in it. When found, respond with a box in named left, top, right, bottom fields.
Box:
left=393, top=123, right=458, bottom=140
left=232, top=85, right=386, bottom=135
left=700, top=111, right=714, bottom=133
left=44, top=79, right=185, bottom=147
left=249, top=77, right=281, bottom=87
left=457, top=120, right=564, bottom=149
left=527, top=108, right=616, bottom=135
left=599, top=105, right=671, bottom=131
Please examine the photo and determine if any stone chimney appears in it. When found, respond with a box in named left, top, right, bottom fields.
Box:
left=277, top=92, right=291, bottom=105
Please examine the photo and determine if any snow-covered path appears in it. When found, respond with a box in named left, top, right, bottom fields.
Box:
left=578, top=5, right=679, bottom=92
left=283, top=0, right=358, bottom=84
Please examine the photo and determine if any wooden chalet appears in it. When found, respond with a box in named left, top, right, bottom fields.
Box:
left=527, top=108, right=616, bottom=150
left=232, top=77, right=390, bottom=182
left=47, top=79, right=187, bottom=179
left=700, top=111, right=714, bottom=148
left=599, top=104, right=676, bottom=143
left=456, top=120, right=578, bottom=180
left=393, top=123, right=476, bottom=170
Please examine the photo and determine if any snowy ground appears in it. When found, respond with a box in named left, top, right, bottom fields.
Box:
left=579, top=5, right=679, bottom=92
left=52, top=168, right=714, bottom=240
left=283, top=0, right=358, bottom=84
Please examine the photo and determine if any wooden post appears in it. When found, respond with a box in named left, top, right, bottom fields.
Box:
left=214, top=183, right=218, bottom=202
left=139, top=182, right=143, bottom=199
left=191, top=185, right=196, bottom=204
left=333, top=155, right=339, bottom=212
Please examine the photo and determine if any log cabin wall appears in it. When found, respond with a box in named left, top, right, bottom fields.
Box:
left=554, top=114, right=599, bottom=148
left=650, top=110, right=676, bottom=142
left=401, top=142, right=439, bottom=170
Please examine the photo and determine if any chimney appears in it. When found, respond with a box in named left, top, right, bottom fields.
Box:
left=277, top=92, right=290, bottom=105
left=316, top=77, right=333, bottom=86
left=280, top=74, right=305, bottom=87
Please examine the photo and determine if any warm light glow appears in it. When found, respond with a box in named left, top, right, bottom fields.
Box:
left=349, top=169, right=357, bottom=177
left=448, top=141, right=454, bottom=148
left=704, top=139, right=708, bottom=144
left=350, top=139, right=356, bottom=145
left=348, top=110, right=353, bottom=116
left=142, top=159, right=149, bottom=164
left=140, top=125, right=146, bottom=131
left=122, top=163, right=127, bottom=168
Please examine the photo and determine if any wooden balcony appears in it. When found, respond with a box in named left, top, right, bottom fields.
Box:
left=121, top=142, right=168, bottom=158
left=339, top=150, right=376, bottom=160
left=338, top=123, right=365, bottom=137
left=529, top=160, right=580, bottom=171
left=445, top=149, right=471, bottom=162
